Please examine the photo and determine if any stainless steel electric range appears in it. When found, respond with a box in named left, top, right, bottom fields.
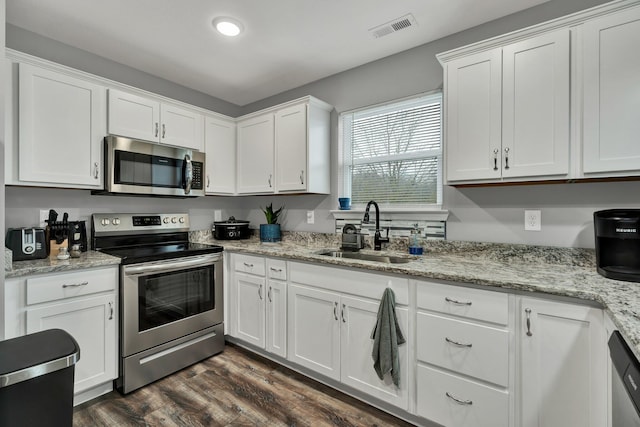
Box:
left=92, top=213, right=224, bottom=394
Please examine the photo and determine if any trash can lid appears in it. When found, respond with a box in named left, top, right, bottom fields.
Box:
left=0, top=329, right=80, bottom=381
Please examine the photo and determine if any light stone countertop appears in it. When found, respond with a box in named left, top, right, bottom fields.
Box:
left=5, top=250, right=121, bottom=278
left=191, top=230, right=640, bottom=361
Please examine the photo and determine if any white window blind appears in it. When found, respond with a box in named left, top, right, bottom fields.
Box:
left=340, top=92, right=443, bottom=207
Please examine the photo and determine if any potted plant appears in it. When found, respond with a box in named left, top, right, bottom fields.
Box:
left=260, top=203, right=284, bottom=243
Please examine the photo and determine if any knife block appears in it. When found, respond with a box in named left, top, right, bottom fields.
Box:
left=49, top=239, right=69, bottom=259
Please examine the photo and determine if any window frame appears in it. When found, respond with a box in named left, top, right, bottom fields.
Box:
left=338, top=91, right=444, bottom=210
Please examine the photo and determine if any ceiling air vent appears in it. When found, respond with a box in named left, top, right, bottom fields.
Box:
left=369, top=13, right=417, bottom=39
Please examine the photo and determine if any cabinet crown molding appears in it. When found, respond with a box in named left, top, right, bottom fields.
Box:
left=437, top=0, right=639, bottom=64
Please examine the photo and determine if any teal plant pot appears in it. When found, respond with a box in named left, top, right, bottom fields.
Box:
left=260, top=224, right=281, bottom=243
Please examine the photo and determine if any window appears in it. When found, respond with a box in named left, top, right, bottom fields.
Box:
left=339, top=92, right=443, bottom=208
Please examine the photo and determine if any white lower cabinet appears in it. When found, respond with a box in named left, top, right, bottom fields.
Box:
left=517, top=297, right=606, bottom=427
left=229, top=254, right=287, bottom=357
left=288, top=261, right=409, bottom=410
left=4, top=267, right=118, bottom=402
left=416, top=365, right=509, bottom=427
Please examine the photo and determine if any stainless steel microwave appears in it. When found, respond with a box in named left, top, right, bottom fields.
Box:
left=98, top=136, right=205, bottom=197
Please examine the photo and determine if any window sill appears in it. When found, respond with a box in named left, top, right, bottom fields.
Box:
left=330, top=208, right=449, bottom=221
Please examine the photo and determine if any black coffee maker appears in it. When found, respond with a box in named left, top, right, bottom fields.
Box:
left=594, top=209, right=640, bottom=282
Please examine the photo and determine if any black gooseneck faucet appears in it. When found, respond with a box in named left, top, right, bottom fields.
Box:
left=363, top=200, right=389, bottom=250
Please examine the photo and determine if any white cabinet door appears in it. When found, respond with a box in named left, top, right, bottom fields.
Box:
left=26, top=294, right=117, bottom=394
left=583, top=6, right=640, bottom=174
left=108, top=89, right=160, bottom=142
left=204, top=115, right=236, bottom=194
left=19, top=64, right=105, bottom=188
left=502, top=29, right=570, bottom=179
left=340, top=295, right=409, bottom=410
left=237, top=113, right=275, bottom=194
left=275, top=103, right=307, bottom=192
left=266, top=279, right=287, bottom=358
left=445, top=48, right=502, bottom=182
left=287, top=283, right=340, bottom=380
left=160, top=102, right=204, bottom=150
left=518, top=297, right=606, bottom=427
left=233, top=272, right=266, bottom=348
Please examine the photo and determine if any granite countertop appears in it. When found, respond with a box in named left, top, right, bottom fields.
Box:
left=5, top=250, right=121, bottom=278
left=191, top=231, right=640, bottom=360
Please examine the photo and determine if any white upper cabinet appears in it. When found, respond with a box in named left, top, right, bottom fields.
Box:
left=583, top=5, right=640, bottom=175
left=445, top=49, right=502, bottom=182
left=501, top=29, right=570, bottom=179
left=16, top=63, right=106, bottom=188
left=236, top=113, right=275, bottom=194
left=204, top=115, right=236, bottom=195
left=236, top=96, right=331, bottom=195
left=443, top=29, right=570, bottom=183
left=108, top=89, right=204, bottom=150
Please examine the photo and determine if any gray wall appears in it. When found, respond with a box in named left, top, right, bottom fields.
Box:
left=6, top=24, right=242, bottom=117
left=5, top=0, right=631, bottom=248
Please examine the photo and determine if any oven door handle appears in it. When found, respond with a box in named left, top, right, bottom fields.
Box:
left=124, top=254, right=221, bottom=276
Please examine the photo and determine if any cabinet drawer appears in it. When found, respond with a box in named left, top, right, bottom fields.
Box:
left=416, top=280, right=508, bottom=325
left=233, top=254, right=265, bottom=276
left=416, top=365, right=509, bottom=427
left=27, top=267, right=117, bottom=305
left=417, top=312, right=508, bottom=386
left=267, top=258, right=287, bottom=280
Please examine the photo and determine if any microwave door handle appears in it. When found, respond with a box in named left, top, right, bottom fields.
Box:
left=183, top=154, right=193, bottom=195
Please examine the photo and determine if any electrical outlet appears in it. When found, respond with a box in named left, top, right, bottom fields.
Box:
left=524, top=209, right=541, bottom=231
left=214, top=210, right=222, bottom=222
left=306, top=210, right=315, bottom=224
left=39, top=209, right=50, bottom=227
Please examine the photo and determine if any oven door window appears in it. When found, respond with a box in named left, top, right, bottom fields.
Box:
left=114, top=150, right=184, bottom=189
left=138, top=264, right=214, bottom=332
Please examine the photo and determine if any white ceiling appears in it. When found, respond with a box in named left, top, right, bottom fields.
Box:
left=7, top=0, right=550, bottom=106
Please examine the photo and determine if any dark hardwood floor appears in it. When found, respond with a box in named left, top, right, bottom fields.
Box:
left=74, top=343, right=415, bottom=426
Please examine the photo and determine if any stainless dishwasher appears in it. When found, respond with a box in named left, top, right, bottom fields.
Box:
left=609, top=331, right=640, bottom=427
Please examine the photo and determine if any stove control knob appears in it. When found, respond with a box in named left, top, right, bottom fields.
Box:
left=163, top=217, right=170, bottom=224
left=101, top=218, right=110, bottom=226
left=179, top=217, right=185, bottom=224
left=112, top=218, right=120, bottom=226
left=171, top=217, right=177, bottom=224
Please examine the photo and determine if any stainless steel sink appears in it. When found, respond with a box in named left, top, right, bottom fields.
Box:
left=316, top=250, right=412, bottom=264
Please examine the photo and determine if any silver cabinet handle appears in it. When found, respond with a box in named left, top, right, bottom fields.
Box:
left=268, top=286, right=272, bottom=302
left=243, top=262, right=254, bottom=268
left=268, top=174, right=272, bottom=188
left=300, top=170, right=304, bottom=185
left=445, top=337, right=472, bottom=348
left=504, top=147, right=510, bottom=170
left=207, top=175, right=210, bottom=188
left=93, top=162, right=99, bottom=179
left=333, top=302, right=338, bottom=320
left=258, top=284, right=263, bottom=300
left=155, top=122, right=159, bottom=137
left=446, top=392, right=473, bottom=405
left=108, top=301, right=114, bottom=320
left=525, top=308, right=533, bottom=336
left=341, top=304, right=346, bottom=323
left=493, top=148, right=499, bottom=171
left=162, top=123, right=166, bottom=139
left=445, top=297, right=472, bottom=306
left=62, top=281, right=88, bottom=288
left=270, top=267, right=282, bottom=273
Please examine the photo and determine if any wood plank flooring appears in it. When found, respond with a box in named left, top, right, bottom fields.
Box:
left=73, top=343, right=415, bottom=427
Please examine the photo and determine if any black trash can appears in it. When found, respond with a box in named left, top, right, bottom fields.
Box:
left=0, top=329, right=80, bottom=427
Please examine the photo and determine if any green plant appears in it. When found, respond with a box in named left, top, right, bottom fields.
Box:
left=262, top=203, right=284, bottom=224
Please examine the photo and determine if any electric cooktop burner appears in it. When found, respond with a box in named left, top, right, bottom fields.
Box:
left=92, top=213, right=223, bottom=265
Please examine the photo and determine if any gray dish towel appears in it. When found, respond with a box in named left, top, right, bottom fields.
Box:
left=371, top=287, right=406, bottom=387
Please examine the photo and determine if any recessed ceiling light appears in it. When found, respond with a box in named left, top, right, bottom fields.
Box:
left=212, top=17, right=244, bottom=37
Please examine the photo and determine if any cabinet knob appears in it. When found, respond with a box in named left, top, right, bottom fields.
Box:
left=504, top=147, right=510, bottom=170
left=333, top=302, right=338, bottom=321
left=258, top=284, right=263, bottom=300
left=525, top=308, right=533, bottom=336
left=493, top=149, right=499, bottom=171
left=268, top=286, right=272, bottom=302
left=268, top=174, right=273, bottom=188
left=108, top=301, right=114, bottom=320
left=445, top=337, right=472, bottom=348
left=445, top=296, right=472, bottom=306
left=207, top=175, right=211, bottom=188
left=446, top=392, right=473, bottom=405
left=341, top=304, right=346, bottom=323
left=155, top=122, right=159, bottom=137
left=94, top=162, right=99, bottom=179
left=300, top=170, right=304, bottom=185
left=162, top=123, right=166, bottom=139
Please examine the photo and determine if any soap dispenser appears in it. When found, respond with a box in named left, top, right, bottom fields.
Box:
left=409, top=223, right=423, bottom=255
